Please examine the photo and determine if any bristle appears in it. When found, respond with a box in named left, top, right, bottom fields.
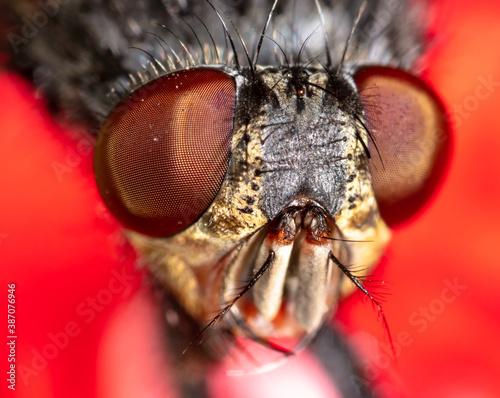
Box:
left=1, top=0, right=427, bottom=129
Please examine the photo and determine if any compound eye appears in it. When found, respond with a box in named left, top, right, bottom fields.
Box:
left=94, top=69, right=236, bottom=237
left=354, top=66, right=452, bottom=226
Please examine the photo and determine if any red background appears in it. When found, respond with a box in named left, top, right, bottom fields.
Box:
left=1, top=0, right=500, bottom=397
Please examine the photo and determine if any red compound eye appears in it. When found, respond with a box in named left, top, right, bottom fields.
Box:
left=354, top=66, right=452, bottom=227
left=94, top=68, right=236, bottom=237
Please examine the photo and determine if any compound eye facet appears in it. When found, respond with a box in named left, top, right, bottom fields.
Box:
left=94, top=68, right=236, bottom=237
left=354, top=66, right=452, bottom=226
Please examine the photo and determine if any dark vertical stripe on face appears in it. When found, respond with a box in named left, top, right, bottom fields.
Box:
left=248, top=69, right=354, bottom=220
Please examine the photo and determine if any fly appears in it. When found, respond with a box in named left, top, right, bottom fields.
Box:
left=3, top=0, right=452, bottom=396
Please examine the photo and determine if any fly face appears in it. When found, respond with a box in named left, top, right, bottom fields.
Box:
left=205, top=67, right=391, bottom=345
left=94, top=63, right=450, bottom=357
left=91, top=0, right=452, bottom=362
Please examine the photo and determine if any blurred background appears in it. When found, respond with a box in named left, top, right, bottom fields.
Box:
left=1, top=0, right=500, bottom=397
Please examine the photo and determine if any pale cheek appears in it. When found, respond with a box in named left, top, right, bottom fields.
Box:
left=208, top=350, right=343, bottom=398
left=96, top=290, right=178, bottom=398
